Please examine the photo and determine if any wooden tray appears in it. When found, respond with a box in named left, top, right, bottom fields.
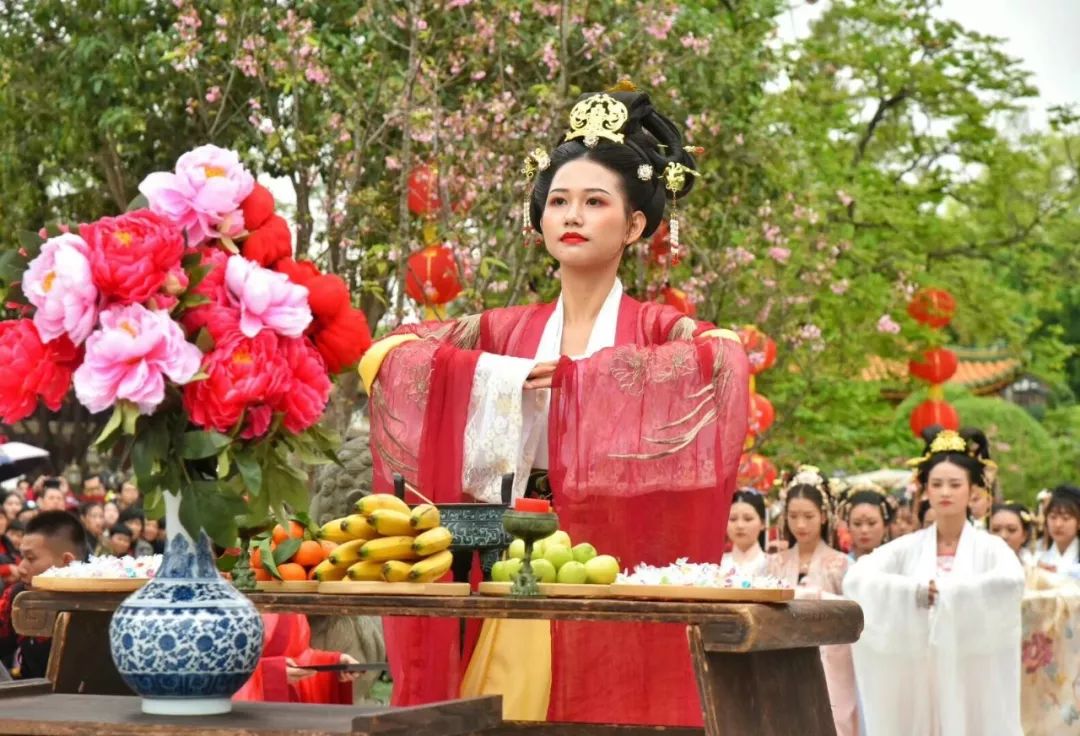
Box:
left=317, top=581, right=472, bottom=596
left=31, top=577, right=147, bottom=593
left=477, top=581, right=612, bottom=598
left=607, top=584, right=794, bottom=602
left=256, top=580, right=320, bottom=593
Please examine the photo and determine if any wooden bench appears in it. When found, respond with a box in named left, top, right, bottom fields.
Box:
left=12, top=590, right=863, bottom=736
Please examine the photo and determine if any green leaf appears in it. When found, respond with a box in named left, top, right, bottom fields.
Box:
left=216, top=552, right=239, bottom=573
left=180, top=430, right=232, bottom=459
left=234, top=450, right=263, bottom=495
left=195, top=327, right=215, bottom=354
left=120, top=401, right=140, bottom=435
left=216, top=448, right=231, bottom=479
left=181, top=250, right=203, bottom=269
left=15, top=230, right=42, bottom=254
left=272, top=537, right=302, bottom=566
left=94, top=404, right=124, bottom=446
left=259, top=537, right=281, bottom=580
left=126, top=193, right=149, bottom=212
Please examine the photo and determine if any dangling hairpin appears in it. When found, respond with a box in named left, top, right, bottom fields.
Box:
left=662, top=161, right=699, bottom=265
left=520, top=147, right=550, bottom=239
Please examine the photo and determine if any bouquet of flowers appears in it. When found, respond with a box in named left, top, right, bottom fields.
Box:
left=0, top=145, right=372, bottom=545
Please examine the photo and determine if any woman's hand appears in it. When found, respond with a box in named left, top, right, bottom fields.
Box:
left=285, top=658, right=311, bottom=684
left=337, top=653, right=361, bottom=683
left=927, top=579, right=938, bottom=606
left=524, top=361, right=558, bottom=390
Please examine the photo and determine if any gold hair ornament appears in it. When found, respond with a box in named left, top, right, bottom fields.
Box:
left=662, top=162, right=699, bottom=265
left=520, top=147, right=550, bottom=235
left=564, top=94, right=629, bottom=148
left=907, top=429, right=971, bottom=467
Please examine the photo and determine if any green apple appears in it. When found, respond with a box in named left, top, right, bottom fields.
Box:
left=504, top=558, right=523, bottom=579
left=557, top=561, right=588, bottom=584
left=572, top=542, right=598, bottom=564
left=547, top=530, right=572, bottom=549
left=530, top=558, right=557, bottom=583
left=533, top=539, right=546, bottom=557
left=544, top=544, right=574, bottom=571
left=584, top=555, right=620, bottom=585
left=491, top=561, right=510, bottom=582
left=507, top=538, right=526, bottom=560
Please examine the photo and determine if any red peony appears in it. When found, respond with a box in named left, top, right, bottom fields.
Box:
left=305, top=274, right=350, bottom=322
left=82, top=209, right=185, bottom=305
left=0, top=320, right=81, bottom=424
left=241, top=183, right=276, bottom=231
left=313, top=308, right=372, bottom=374
left=183, top=331, right=290, bottom=439
left=241, top=215, right=292, bottom=267
left=276, top=337, right=332, bottom=434
left=275, top=257, right=320, bottom=286
left=180, top=247, right=237, bottom=341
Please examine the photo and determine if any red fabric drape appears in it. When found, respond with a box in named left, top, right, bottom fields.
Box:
left=371, top=298, right=749, bottom=724
left=233, top=614, right=352, bottom=704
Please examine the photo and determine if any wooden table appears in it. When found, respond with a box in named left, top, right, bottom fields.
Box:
left=0, top=679, right=499, bottom=735
left=12, top=590, right=863, bottom=736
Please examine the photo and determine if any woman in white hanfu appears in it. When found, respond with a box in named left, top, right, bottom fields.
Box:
left=766, top=466, right=859, bottom=736
left=843, top=429, right=1025, bottom=736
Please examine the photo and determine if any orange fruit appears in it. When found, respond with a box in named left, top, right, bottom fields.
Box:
left=253, top=567, right=272, bottom=581
left=272, top=521, right=305, bottom=545
left=250, top=546, right=264, bottom=570
left=293, top=540, right=328, bottom=568
left=277, top=563, right=307, bottom=581
left=319, top=540, right=338, bottom=554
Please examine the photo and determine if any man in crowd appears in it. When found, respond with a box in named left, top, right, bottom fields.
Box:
left=80, top=475, right=106, bottom=504
left=116, top=481, right=140, bottom=512
left=142, top=518, right=165, bottom=554
left=36, top=481, right=67, bottom=512
left=0, top=511, right=87, bottom=679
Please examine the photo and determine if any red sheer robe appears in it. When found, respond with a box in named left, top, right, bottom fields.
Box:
left=368, top=294, right=749, bottom=725
left=233, top=614, right=352, bottom=705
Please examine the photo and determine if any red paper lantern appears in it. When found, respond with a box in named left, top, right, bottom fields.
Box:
left=660, top=286, right=695, bottom=316
left=748, top=393, right=775, bottom=436
left=405, top=246, right=461, bottom=306
left=407, top=164, right=441, bottom=216
left=907, top=288, right=956, bottom=329
left=737, top=326, right=777, bottom=375
left=908, top=347, right=958, bottom=385
left=909, top=399, right=959, bottom=437
left=738, top=453, right=778, bottom=492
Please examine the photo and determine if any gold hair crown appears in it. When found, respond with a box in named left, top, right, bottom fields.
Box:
left=564, top=94, right=628, bottom=148
left=907, top=429, right=968, bottom=467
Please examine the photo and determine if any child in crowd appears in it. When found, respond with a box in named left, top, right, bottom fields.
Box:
left=118, top=508, right=154, bottom=557
left=107, top=524, right=134, bottom=557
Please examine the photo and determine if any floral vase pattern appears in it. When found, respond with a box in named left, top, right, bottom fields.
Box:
left=109, top=492, right=263, bottom=715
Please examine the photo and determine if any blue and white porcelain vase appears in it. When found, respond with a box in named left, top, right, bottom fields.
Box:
left=109, top=491, right=263, bottom=715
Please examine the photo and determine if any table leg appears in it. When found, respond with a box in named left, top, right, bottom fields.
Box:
left=688, top=625, right=835, bottom=736
left=46, top=611, right=132, bottom=696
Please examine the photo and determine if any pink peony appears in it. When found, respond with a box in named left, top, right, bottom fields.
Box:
left=224, top=255, right=311, bottom=338
left=82, top=210, right=186, bottom=305
left=138, top=144, right=255, bottom=246
left=23, top=233, right=99, bottom=345
left=73, top=304, right=202, bottom=414
left=876, top=314, right=902, bottom=335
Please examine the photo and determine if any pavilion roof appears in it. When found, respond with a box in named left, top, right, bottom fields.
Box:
left=861, top=346, right=1023, bottom=397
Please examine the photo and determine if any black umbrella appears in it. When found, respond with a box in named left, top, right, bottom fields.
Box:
left=0, top=442, right=50, bottom=482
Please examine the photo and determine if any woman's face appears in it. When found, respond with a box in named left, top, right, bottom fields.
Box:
left=541, top=158, right=646, bottom=274
left=1047, top=506, right=1079, bottom=550
left=889, top=508, right=914, bottom=538
left=969, top=489, right=992, bottom=520
left=727, top=501, right=764, bottom=551
left=786, top=497, right=824, bottom=547
left=3, top=494, right=22, bottom=520
left=925, top=461, right=972, bottom=521
left=848, top=504, right=887, bottom=555
left=990, top=510, right=1027, bottom=553
left=103, top=502, right=119, bottom=528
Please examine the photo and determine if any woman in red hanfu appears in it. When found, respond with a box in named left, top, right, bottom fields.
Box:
left=359, top=88, right=749, bottom=726
left=233, top=613, right=359, bottom=704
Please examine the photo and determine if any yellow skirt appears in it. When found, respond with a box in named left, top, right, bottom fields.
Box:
left=460, top=619, right=552, bottom=720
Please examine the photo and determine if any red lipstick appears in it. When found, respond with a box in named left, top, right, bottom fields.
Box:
left=560, top=232, right=587, bottom=244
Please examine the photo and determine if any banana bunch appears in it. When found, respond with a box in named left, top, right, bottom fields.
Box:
left=316, top=494, right=454, bottom=584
